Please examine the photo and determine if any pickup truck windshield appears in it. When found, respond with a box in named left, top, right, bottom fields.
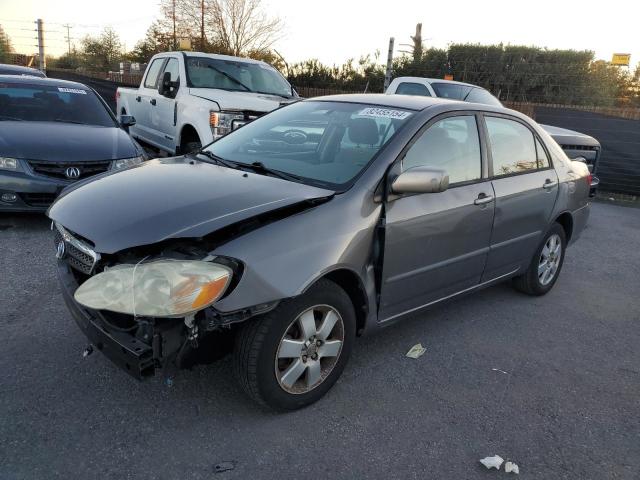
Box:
left=205, top=101, right=413, bottom=189
left=0, top=83, right=115, bottom=126
left=186, top=57, right=293, bottom=98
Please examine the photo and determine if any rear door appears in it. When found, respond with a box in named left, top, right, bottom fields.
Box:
left=379, top=113, right=495, bottom=321
left=153, top=57, right=181, bottom=152
left=481, top=114, right=559, bottom=281
left=132, top=57, right=167, bottom=147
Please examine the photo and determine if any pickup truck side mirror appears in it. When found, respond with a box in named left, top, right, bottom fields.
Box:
left=391, top=166, right=449, bottom=195
left=158, top=71, right=177, bottom=98
left=119, top=115, right=136, bottom=130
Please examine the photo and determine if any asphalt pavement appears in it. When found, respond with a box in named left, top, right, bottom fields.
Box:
left=1, top=201, right=639, bottom=479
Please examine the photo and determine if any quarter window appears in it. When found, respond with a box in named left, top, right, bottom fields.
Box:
left=144, top=58, right=165, bottom=89
left=485, top=116, right=538, bottom=176
left=403, top=115, right=482, bottom=185
left=395, top=82, right=431, bottom=96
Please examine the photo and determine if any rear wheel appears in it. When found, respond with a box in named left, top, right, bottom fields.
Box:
left=233, top=279, right=355, bottom=410
left=513, top=223, right=566, bottom=296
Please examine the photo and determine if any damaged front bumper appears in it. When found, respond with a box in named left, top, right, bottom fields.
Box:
left=57, top=260, right=184, bottom=379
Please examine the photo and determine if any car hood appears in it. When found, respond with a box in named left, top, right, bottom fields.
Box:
left=540, top=124, right=600, bottom=148
left=47, top=157, right=334, bottom=254
left=189, top=88, right=298, bottom=112
left=0, top=121, right=139, bottom=161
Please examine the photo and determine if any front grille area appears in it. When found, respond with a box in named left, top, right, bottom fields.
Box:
left=29, top=160, right=111, bottom=180
left=19, top=192, right=58, bottom=207
left=54, top=226, right=98, bottom=275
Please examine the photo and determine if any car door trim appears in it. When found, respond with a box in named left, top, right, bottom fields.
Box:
left=489, top=230, right=541, bottom=251
left=380, top=268, right=519, bottom=323
left=385, top=246, right=491, bottom=284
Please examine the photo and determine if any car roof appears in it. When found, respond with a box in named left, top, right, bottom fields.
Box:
left=0, top=63, right=45, bottom=76
left=391, top=76, right=479, bottom=88
left=308, top=93, right=475, bottom=111
left=156, top=51, right=269, bottom=66
left=0, top=74, right=90, bottom=89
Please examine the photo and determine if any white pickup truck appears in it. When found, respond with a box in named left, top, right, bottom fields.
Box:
left=116, top=51, right=298, bottom=154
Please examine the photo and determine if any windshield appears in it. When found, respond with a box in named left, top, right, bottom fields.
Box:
left=0, top=82, right=115, bottom=126
left=186, top=57, right=293, bottom=98
left=205, top=101, right=414, bottom=189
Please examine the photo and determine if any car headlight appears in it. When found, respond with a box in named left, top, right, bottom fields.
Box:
left=0, top=157, right=20, bottom=170
left=111, top=156, right=143, bottom=170
left=210, top=111, right=245, bottom=139
left=74, top=259, right=232, bottom=317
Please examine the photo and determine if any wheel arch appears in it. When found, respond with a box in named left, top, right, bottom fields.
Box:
left=179, top=123, right=201, bottom=150
left=308, top=268, right=369, bottom=336
left=554, top=211, right=574, bottom=242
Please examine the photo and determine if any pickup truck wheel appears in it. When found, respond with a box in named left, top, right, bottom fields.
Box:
left=513, top=223, right=566, bottom=296
left=233, top=279, right=355, bottom=410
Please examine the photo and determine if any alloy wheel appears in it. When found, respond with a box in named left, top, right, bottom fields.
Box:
left=538, top=233, right=562, bottom=286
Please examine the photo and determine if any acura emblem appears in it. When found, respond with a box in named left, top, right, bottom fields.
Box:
left=56, top=241, right=66, bottom=259
left=65, top=167, right=81, bottom=179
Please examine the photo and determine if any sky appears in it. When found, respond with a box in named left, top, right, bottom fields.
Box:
left=1, top=0, right=638, bottom=69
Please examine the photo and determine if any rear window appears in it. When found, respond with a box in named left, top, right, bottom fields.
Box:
left=395, top=82, right=431, bottom=96
left=0, top=83, right=115, bottom=126
left=464, top=88, right=502, bottom=107
left=431, top=82, right=473, bottom=100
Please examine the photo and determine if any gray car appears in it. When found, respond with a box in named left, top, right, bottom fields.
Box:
left=48, top=94, right=591, bottom=410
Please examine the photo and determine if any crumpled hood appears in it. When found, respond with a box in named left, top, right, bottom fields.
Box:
left=0, top=121, right=139, bottom=161
left=47, top=157, right=333, bottom=254
left=189, top=88, right=298, bottom=112
left=540, top=124, right=601, bottom=148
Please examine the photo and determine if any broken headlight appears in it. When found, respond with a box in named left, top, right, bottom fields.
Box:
left=73, top=259, right=232, bottom=317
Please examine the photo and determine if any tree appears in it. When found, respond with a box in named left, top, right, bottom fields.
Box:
left=0, top=25, right=13, bottom=63
left=80, top=27, right=122, bottom=70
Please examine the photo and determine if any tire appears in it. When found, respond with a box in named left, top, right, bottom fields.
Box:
left=233, top=279, right=356, bottom=410
left=513, top=222, right=567, bottom=296
left=183, top=140, right=202, bottom=153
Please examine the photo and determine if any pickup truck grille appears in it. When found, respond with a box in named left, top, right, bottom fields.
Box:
left=54, top=224, right=100, bottom=275
left=29, top=160, right=111, bottom=180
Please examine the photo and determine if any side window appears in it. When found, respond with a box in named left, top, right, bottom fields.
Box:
left=395, top=82, right=431, bottom=97
left=162, top=58, right=180, bottom=84
left=403, top=115, right=482, bottom=185
left=485, top=116, right=538, bottom=176
left=535, top=137, right=550, bottom=168
left=144, top=59, right=165, bottom=89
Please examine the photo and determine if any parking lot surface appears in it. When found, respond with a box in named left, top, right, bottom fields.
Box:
left=1, top=201, right=639, bottom=479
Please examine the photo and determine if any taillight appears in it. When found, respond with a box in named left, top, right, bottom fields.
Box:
left=586, top=173, right=593, bottom=185
left=116, top=90, right=120, bottom=102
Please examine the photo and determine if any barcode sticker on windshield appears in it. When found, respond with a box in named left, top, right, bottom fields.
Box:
left=358, top=107, right=411, bottom=119
left=58, top=87, right=87, bottom=94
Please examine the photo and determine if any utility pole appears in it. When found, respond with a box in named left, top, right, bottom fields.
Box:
left=36, top=18, right=46, bottom=72
left=201, top=0, right=205, bottom=50
left=172, top=0, right=177, bottom=50
left=384, top=37, right=395, bottom=91
left=63, top=23, right=72, bottom=54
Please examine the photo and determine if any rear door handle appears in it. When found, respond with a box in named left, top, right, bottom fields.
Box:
left=474, top=193, right=494, bottom=205
left=150, top=98, right=157, bottom=106
left=135, top=96, right=141, bottom=102
left=543, top=179, right=558, bottom=189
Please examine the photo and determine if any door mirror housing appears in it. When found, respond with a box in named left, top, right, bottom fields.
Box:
left=119, top=115, right=136, bottom=130
left=158, top=71, right=177, bottom=97
left=391, top=166, right=449, bottom=195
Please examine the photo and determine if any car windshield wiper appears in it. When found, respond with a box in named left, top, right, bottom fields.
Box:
left=205, top=65, right=252, bottom=92
left=253, top=90, right=296, bottom=100
left=53, top=118, right=90, bottom=125
left=236, top=161, right=304, bottom=183
left=0, top=115, right=24, bottom=121
left=196, top=150, right=240, bottom=170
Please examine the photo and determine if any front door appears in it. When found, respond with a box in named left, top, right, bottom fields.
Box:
left=481, top=115, right=559, bottom=280
left=153, top=57, right=180, bottom=152
left=379, top=114, right=495, bottom=322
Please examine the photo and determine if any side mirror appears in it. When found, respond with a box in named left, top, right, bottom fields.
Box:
left=119, top=115, right=136, bottom=129
left=391, top=166, right=449, bottom=195
left=158, top=71, right=177, bottom=97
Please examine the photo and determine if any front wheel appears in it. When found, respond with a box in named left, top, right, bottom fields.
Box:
left=233, top=279, right=355, bottom=410
left=513, top=223, right=567, bottom=296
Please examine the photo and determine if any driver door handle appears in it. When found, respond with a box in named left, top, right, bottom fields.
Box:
left=543, top=179, right=558, bottom=189
left=474, top=193, right=494, bottom=205
left=150, top=98, right=157, bottom=106
left=135, top=96, right=141, bottom=102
